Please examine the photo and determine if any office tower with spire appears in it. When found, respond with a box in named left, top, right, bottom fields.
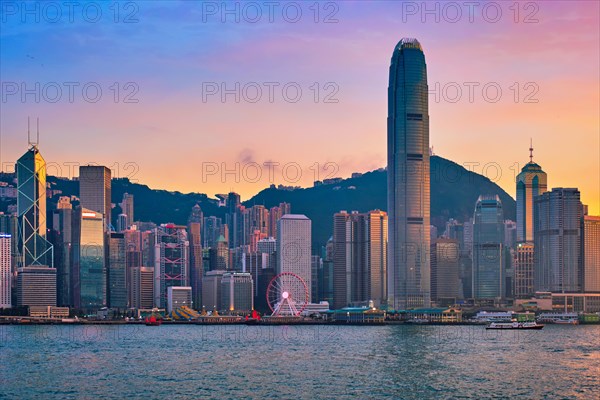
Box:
left=472, top=195, right=505, bottom=300
left=387, top=38, right=431, bottom=309
left=534, top=188, right=583, bottom=293
left=79, top=166, right=111, bottom=231
left=514, top=142, right=547, bottom=298
left=516, top=141, right=548, bottom=242
left=17, top=129, right=53, bottom=268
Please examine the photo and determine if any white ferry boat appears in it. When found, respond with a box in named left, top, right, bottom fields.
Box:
left=486, top=321, right=544, bottom=330
left=537, top=312, right=579, bottom=325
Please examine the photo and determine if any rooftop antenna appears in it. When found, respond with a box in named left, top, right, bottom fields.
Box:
left=27, top=117, right=39, bottom=149
left=529, top=138, right=533, bottom=162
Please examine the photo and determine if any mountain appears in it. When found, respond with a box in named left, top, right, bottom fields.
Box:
left=0, top=155, right=515, bottom=248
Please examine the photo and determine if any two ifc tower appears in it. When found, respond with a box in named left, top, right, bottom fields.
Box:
left=387, top=38, right=431, bottom=310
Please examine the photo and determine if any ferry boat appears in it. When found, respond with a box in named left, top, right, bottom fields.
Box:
left=486, top=321, right=544, bottom=330
left=553, top=318, right=579, bottom=325
left=537, top=312, right=579, bottom=324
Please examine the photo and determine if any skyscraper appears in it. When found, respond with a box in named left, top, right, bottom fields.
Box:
left=514, top=242, right=534, bottom=298
left=188, top=204, right=203, bottom=309
left=221, top=272, right=253, bottom=313
left=203, top=216, right=223, bottom=248
left=120, top=193, right=134, bottom=229
left=332, top=210, right=388, bottom=309
left=387, top=38, right=430, bottom=309
left=472, top=196, right=505, bottom=300
left=51, top=197, right=73, bottom=306
left=72, top=207, right=106, bottom=311
left=79, top=166, right=111, bottom=231
left=108, top=232, right=127, bottom=309
left=129, top=266, right=154, bottom=309
left=202, top=269, right=226, bottom=311
left=209, top=235, right=229, bottom=271
left=430, top=238, right=461, bottom=303
left=17, top=142, right=53, bottom=267
left=514, top=144, right=547, bottom=299
left=154, top=224, right=189, bottom=308
left=516, top=143, right=547, bottom=243
left=583, top=216, right=600, bottom=292
left=277, top=214, right=312, bottom=302
left=0, top=234, right=11, bottom=308
left=534, top=188, right=583, bottom=293
left=117, top=214, right=128, bottom=233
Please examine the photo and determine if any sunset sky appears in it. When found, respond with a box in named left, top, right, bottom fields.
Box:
left=1, top=0, right=598, bottom=214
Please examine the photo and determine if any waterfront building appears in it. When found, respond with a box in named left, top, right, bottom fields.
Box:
left=332, top=210, right=388, bottom=309
left=202, top=269, right=226, bottom=311
left=221, top=272, right=253, bottom=313
left=129, top=266, right=154, bottom=309
left=17, top=266, right=56, bottom=307
left=167, top=286, right=192, bottom=313
left=277, top=214, right=312, bottom=301
left=583, top=215, right=600, bottom=292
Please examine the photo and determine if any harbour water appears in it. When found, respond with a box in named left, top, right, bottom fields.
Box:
left=1, top=324, right=598, bottom=399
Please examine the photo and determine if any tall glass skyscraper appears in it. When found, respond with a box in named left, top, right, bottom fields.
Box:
left=387, top=38, right=430, bottom=309
left=472, top=196, right=505, bottom=300
left=534, top=188, right=583, bottom=293
left=17, top=144, right=53, bottom=267
left=72, top=208, right=106, bottom=311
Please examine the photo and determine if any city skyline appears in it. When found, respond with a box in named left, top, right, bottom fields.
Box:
left=0, top=1, right=598, bottom=215
left=1, top=3, right=600, bottom=400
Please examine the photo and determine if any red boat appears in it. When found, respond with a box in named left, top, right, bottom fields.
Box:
left=145, top=315, right=162, bottom=326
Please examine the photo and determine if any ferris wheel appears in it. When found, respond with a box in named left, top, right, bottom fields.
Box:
left=266, top=272, right=309, bottom=317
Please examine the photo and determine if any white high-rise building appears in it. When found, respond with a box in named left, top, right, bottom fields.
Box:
left=1, top=234, right=11, bottom=308
left=277, top=214, right=312, bottom=301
